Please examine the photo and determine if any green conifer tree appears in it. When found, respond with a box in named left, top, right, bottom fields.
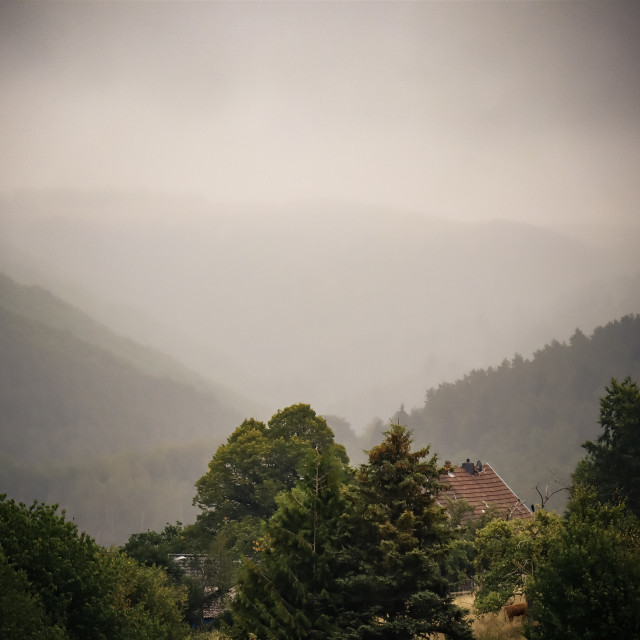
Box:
left=331, top=423, right=473, bottom=640
left=230, top=449, right=350, bottom=640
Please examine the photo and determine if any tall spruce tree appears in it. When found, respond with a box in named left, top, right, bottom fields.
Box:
left=331, top=423, right=473, bottom=640
left=229, top=449, right=350, bottom=640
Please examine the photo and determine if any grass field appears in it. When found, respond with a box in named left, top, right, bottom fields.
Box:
left=190, top=594, right=527, bottom=639
left=455, top=594, right=526, bottom=640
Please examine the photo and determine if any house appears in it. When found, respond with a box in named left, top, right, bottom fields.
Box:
left=168, top=554, right=227, bottom=621
left=437, top=459, right=532, bottom=524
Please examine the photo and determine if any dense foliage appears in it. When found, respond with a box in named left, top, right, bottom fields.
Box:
left=574, top=376, right=640, bottom=517
left=193, top=404, right=348, bottom=558
left=473, top=509, right=562, bottom=613
left=224, top=423, right=472, bottom=640
left=526, top=487, right=640, bottom=639
left=473, top=486, right=640, bottom=639
left=230, top=449, right=349, bottom=639
left=519, top=379, right=640, bottom=637
left=0, top=495, right=187, bottom=640
left=471, top=378, right=640, bottom=637
left=116, top=405, right=351, bottom=628
left=122, top=521, right=236, bottom=628
left=121, top=522, right=188, bottom=577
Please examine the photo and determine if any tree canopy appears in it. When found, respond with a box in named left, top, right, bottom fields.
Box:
left=471, top=379, right=640, bottom=637
left=473, top=509, right=562, bottom=614
left=574, top=376, right=640, bottom=517
left=526, top=487, right=640, bottom=640
left=0, top=495, right=188, bottom=640
left=193, top=405, right=348, bottom=553
left=198, top=421, right=472, bottom=639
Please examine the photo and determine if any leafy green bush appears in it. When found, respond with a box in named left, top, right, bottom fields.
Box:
left=0, top=495, right=188, bottom=640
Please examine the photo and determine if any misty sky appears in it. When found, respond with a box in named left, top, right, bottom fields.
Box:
left=2, top=0, right=640, bottom=226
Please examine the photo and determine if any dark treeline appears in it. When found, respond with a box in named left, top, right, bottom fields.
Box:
left=0, top=442, right=213, bottom=544
left=397, top=314, right=640, bottom=510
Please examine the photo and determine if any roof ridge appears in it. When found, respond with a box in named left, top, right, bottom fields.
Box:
left=437, top=460, right=532, bottom=522
left=483, top=464, right=531, bottom=516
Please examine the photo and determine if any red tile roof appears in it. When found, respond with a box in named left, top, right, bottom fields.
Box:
left=437, top=461, right=531, bottom=523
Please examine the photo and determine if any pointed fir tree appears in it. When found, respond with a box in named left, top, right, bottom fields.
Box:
left=331, top=423, right=473, bottom=640
left=229, top=448, right=350, bottom=640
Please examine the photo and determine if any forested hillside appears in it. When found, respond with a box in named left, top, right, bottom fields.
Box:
left=0, top=272, right=251, bottom=403
left=401, top=314, right=640, bottom=511
left=0, top=274, right=249, bottom=544
left=3, top=269, right=639, bottom=544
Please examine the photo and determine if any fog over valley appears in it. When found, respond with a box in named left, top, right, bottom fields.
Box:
left=1, top=1, right=640, bottom=543
left=2, top=191, right=639, bottom=431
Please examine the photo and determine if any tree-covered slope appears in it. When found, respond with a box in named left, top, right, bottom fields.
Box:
left=0, top=441, right=213, bottom=546
left=0, top=303, right=240, bottom=464
left=0, top=274, right=248, bottom=544
left=0, top=272, right=251, bottom=407
left=405, top=315, right=640, bottom=511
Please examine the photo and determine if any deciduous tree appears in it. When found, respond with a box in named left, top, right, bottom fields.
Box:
left=473, top=509, right=562, bottom=614
left=195, top=407, right=346, bottom=525
left=526, top=487, right=640, bottom=639
left=0, top=547, right=66, bottom=640
left=0, top=495, right=188, bottom=640
left=193, top=405, right=348, bottom=557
